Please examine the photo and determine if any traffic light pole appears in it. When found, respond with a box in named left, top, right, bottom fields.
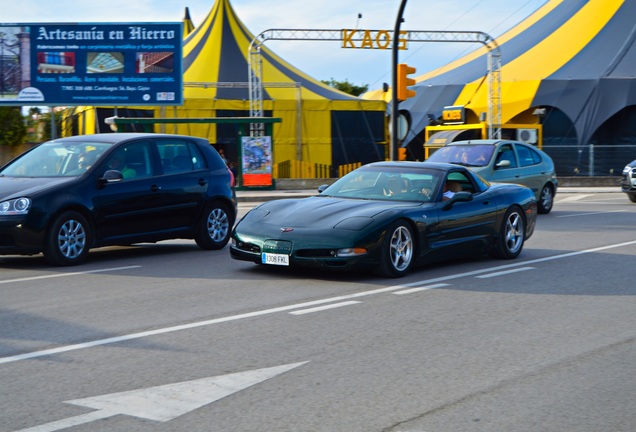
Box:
left=391, top=0, right=408, bottom=161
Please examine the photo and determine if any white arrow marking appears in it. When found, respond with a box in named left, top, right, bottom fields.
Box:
left=16, top=361, right=307, bottom=432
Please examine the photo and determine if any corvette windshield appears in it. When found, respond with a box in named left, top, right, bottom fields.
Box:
left=0, top=141, right=111, bottom=177
left=427, top=144, right=494, bottom=167
left=321, top=166, right=442, bottom=202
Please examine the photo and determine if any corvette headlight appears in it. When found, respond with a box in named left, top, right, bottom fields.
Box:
left=337, top=248, right=368, bottom=257
left=0, top=198, right=31, bottom=215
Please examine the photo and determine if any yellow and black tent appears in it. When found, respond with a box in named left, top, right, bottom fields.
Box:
left=182, top=7, right=195, bottom=37
left=67, top=0, right=386, bottom=175
left=381, top=0, right=636, bottom=175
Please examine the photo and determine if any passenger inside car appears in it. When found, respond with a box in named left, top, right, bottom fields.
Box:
left=108, top=153, right=136, bottom=179
left=443, top=180, right=462, bottom=200
left=384, top=176, right=410, bottom=196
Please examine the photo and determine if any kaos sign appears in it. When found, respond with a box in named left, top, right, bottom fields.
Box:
left=341, top=29, right=409, bottom=50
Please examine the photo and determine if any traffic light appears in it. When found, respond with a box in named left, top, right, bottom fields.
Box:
left=398, top=147, right=407, bottom=161
left=396, top=63, right=417, bottom=101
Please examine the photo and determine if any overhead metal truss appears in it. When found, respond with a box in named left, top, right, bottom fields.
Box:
left=248, top=29, right=501, bottom=139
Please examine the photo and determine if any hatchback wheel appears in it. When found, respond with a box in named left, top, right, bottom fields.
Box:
left=195, top=201, right=233, bottom=250
left=44, top=211, right=91, bottom=266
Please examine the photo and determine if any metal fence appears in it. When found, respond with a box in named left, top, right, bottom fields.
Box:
left=542, top=144, right=636, bottom=177
left=273, top=144, right=636, bottom=179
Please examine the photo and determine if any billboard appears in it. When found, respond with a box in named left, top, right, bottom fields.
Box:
left=0, top=22, right=183, bottom=106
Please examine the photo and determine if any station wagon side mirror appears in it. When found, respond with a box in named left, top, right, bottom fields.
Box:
left=495, top=159, right=511, bottom=169
left=318, top=184, right=329, bottom=193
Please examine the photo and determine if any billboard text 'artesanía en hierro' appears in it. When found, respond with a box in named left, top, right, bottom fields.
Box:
left=0, top=22, right=183, bottom=106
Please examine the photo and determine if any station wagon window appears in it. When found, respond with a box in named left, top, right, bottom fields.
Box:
left=156, top=140, right=206, bottom=174
left=516, top=144, right=542, bottom=167
left=495, top=144, right=518, bottom=168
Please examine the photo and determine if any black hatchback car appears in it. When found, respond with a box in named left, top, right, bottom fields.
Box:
left=0, top=133, right=237, bottom=265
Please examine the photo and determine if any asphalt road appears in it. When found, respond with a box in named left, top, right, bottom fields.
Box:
left=0, top=190, right=634, bottom=432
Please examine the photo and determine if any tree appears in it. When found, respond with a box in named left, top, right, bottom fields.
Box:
left=321, top=78, right=369, bottom=97
left=0, top=106, right=26, bottom=147
left=41, top=110, right=64, bottom=141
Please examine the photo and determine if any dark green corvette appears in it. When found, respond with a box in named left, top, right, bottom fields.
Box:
left=230, top=161, right=537, bottom=277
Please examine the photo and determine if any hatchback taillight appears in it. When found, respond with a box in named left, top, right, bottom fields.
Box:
left=228, top=167, right=235, bottom=188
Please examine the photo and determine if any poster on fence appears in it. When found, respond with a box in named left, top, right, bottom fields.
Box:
left=241, top=136, right=272, bottom=187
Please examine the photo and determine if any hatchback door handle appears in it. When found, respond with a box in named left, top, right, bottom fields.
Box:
left=150, top=185, right=161, bottom=192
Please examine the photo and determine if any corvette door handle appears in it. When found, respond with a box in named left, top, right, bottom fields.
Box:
left=150, top=185, right=161, bottom=192
left=198, top=179, right=208, bottom=186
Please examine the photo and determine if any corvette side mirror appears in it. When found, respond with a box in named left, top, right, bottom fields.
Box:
left=442, top=191, right=473, bottom=210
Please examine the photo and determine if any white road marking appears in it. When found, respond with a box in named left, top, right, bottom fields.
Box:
left=0, top=266, right=141, bottom=285
left=475, top=267, right=535, bottom=278
left=557, top=210, right=627, bottom=218
left=289, top=301, right=361, bottom=315
left=393, top=283, right=451, bottom=295
left=16, top=362, right=307, bottom=432
left=2, top=239, right=636, bottom=365
left=558, top=195, right=592, bottom=202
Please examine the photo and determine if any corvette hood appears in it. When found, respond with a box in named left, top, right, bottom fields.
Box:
left=246, top=196, right=419, bottom=229
left=0, top=176, right=75, bottom=200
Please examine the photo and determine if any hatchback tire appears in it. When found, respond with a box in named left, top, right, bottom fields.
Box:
left=195, top=201, right=233, bottom=250
left=44, top=211, right=91, bottom=266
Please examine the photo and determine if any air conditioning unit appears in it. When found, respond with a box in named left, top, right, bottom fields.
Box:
left=516, top=128, right=538, bottom=144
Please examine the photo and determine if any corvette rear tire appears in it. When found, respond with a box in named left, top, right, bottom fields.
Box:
left=376, top=220, right=414, bottom=278
left=491, top=206, right=525, bottom=259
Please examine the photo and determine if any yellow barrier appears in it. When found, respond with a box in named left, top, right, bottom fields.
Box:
left=338, top=162, right=362, bottom=177
left=273, top=160, right=362, bottom=179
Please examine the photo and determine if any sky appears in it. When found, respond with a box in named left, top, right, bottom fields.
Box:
left=2, top=0, right=549, bottom=91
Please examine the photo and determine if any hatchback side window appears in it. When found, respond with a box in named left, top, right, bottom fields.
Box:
left=157, top=140, right=206, bottom=174
left=104, top=141, right=152, bottom=180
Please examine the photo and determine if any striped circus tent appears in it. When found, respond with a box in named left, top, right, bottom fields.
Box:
left=182, top=7, right=195, bottom=37
left=67, top=0, right=386, bottom=174
left=382, top=0, right=636, bottom=175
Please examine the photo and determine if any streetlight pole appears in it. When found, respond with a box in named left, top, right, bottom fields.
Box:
left=0, top=32, right=5, bottom=97
left=391, top=0, right=408, bottom=161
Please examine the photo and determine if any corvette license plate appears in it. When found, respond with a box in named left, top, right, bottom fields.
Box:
left=261, top=252, right=289, bottom=266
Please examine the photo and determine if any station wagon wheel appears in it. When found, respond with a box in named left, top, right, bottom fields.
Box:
left=492, top=206, right=525, bottom=259
left=538, top=184, right=554, bottom=214
left=376, top=220, right=414, bottom=278
left=195, top=201, right=233, bottom=250
left=44, top=211, right=91, bottom=266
